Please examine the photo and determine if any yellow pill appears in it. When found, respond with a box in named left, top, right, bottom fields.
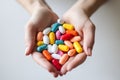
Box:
left=58, top=45, right=69, bottom=52
left=37, top=41, right=44, bottom=46
left=63, top=23, right=74, bottom=30
left=49, top=32, right=55, bottom=44
left=73, top=42, right=83, bottom=53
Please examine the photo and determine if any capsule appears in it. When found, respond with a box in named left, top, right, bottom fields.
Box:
left=68, top=49, right=76, bottom=56
left=37, top=41, right=44, bottom=46
left=37, top=32, right=43, bottom=41
left=47, top=44, right=53, bottom=54
left=57, top=50, right=64, bottom=56
left=43, top=35, right=49, bottom=44
left=70, top=36, right=81, bottom=42
left=57, top=19, right=64, bottom=24
left=52, top=59, right=62, bottom=71
left=58, top=44, right=69, bottom=52
left=43, top=27, right=51, bottom=35
left=37, top=44, right=47, bottom=52
left=42, top=50, right=52, bottom=61
left=73, top=42, right=83, bottom=53
left=63, top=23, right=74, bottom=30
left=59, top=54, right=69, bottom=65
left=52, top=44, right=58, bottom=54
left=51, top=53, right=61, bottom=60
left=51, top=23, right=61, bottom=32
left=55, top=40, right=64, bottom=45
left=60, top=34, right=74, bottom=40
left=59, top=26, right=65, bottom=34
left=49, top=32, right=55, bottom=44
left=66, top=30, right=78, bottom=36
left=64, top=40, right=73, bottom=49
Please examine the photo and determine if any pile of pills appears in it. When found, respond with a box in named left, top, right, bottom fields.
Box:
left=36, top=19, right=83, bottom=71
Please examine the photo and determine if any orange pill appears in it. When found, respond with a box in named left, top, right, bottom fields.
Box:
left=42, top=50, right=52, bottom=61
left=59, top=54, right=69, bottom=65
left=68, top=49, right=76, bottom=57
left=64, top=40, right=73, bottom=49
left=70, top=36, right=81, bottom=42
left=37, top=32, right=43, bottom=41
left=66, top=30, right=78, bottom=36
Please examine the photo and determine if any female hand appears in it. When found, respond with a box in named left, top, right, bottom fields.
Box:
left=25, top=6, right=60, bottom=77
left=60, top=6, right=95, bottom=75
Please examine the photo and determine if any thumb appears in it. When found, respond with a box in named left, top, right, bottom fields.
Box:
left=25, top=20, right=36, bottom=56
left=83, top=20, right=95, bottom=56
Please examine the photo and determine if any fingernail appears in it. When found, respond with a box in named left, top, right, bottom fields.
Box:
left=87, top=48, right=92, bottom=56
left=25, top=47, right=29, bottom=55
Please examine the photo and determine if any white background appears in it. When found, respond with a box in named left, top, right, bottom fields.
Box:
left=0, top=0, right=120, bottom=80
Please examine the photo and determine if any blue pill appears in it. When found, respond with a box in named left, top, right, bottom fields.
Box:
left=51, top=23, right=61, bottom=32
left=55, top=40, right=64, bottom=45
left=37, top=44, right=47, bottom=52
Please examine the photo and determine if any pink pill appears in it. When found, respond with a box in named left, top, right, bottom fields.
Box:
left=70, top=36, right=81, bottom=42
left=56, top=30, right=61, bottom=40
left=57, top=50, right=64, bottom=56
left=64, top=40, right=73, bottom=49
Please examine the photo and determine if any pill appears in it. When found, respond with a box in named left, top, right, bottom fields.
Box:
left=37, top=32, right=43, bottom=41
left=55, top=40, right=64, bottom=45
left=37, top=41, right=44, bottom=46
left=64, top=40, right=73, bottom=49
left=73, top=42, right=83, bottom=53
left=43, top=27, right=51, bottom=35
left=63, top=23, right=74, bottom=30
left=58, top=44, right=69, bottom=52
left=52, top=59, right=62, bottom=71
left=68, top=49, right=76, bottom=56
left=66, top=30, right=78, bottom=36
left=49, top=32, right=55, bottom=44
left=59, top=26, right=65, bottom=34
left=56, top=30, right=61, bottom=40
left=47, top=44, right=53, bottom=54
left=51, top=53, right=61, bottom=60
left=70, top=36, right=81, bottom=42
left=52, top=44, right=58, bottom=54
left=59, top=54, right=69, bottom=65
left=57, top=19, right=64, bottom=24
left=51, top=23, right=61, bottom=32
left=57, top=50, right=64, bottom=56
left=43, top=35, right=49, bottom=44
left=60, top=34, right=74, bottom=40
left=42, top=50, right=52, bottom=61
left=37, top=44, right=47, bottom=52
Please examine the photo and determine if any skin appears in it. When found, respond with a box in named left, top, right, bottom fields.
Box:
left=17, top=0, right=108, bottom=78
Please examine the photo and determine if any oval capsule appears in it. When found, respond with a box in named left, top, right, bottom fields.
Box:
left=68, top=49, right=76, bottom=56
left=63, top=23, right=74, bottom=30
left=58, top=44, right=69, bottom=52
left=56, top=30, right=61, bottom=40
left=42, top=50, right=52, bottom=61
left=52, top=44, right=58, bottom=54
left=52, top=59, right=62, bottom=71
left=49, top=32, right=55, bottom=44
left=43, top=35, right=49, bottom=44
left=66, top=30, right=78, bottom=36
left=64, top=40, right=73, bottom=49
left=55, top=40, right=64, bottom=45
left=60, top=34, right=74, bottom=40
left=73, top=42, right=83, bottom=53
left=57, top=19, right=64, bottom=24
left=51, top=23, right=61, bottom=32
left=37, top=32, right=43, bottom=41
left=43, top=27, right=51, bottom=35
left=59, top=54, right=69, bottom=65
left=37, top=41, right=44, bottom=46
left=37, top=44, right=47, bottom=52
left=70, top=36, right=81, bottom=42
left=59, top=26, right=65, bottom=34
left=51, top=53, right=61, bottom=60
left=47, top=45, right=53, bottom=54
left=57, top=50, right=64, bottom=56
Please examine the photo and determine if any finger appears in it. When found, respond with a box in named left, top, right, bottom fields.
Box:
left=67, top=53, right=87, bottom=71
left=25, top=21, right=36, bottom=56
left=60, top=57, right=74, bottom=75
left=32, top=52, right=59, bottom=77
left=83, top=20, right=95, bottom=56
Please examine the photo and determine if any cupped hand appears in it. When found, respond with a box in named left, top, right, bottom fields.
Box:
left=24, top=6, right=60, bottom=77
left=60, top=7, right=95, bottom=75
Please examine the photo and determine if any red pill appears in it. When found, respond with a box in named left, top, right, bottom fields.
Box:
left=60, top=34, right=74, bottom=40
left=52, top=59, right=62, bottom=71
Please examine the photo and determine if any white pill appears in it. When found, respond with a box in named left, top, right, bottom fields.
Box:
left=43, top=35, right=49, bottom=44
left=59, top=26, right=65, bottom=34
left=52, top=44, right=58, bottom=54
left=48, top=45, right=53, bottom=54
left=57, top=19, right=64, bottom=24
left=51, top=53, right=61, bottom=60
left=43, top=27, right=51, bottom=35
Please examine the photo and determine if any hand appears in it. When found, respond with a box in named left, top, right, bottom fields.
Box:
left=25, top=6, right=60, bottom=77
left=60, top=6, right=95, bottom=75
